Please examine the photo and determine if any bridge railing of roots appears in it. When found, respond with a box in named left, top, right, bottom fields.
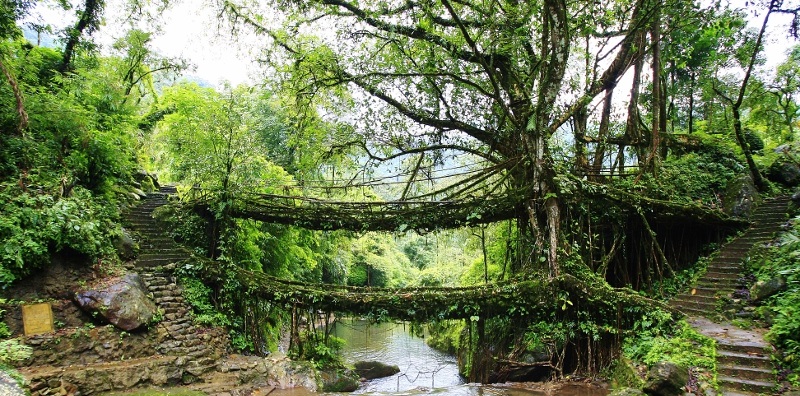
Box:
left=174, top=160, right=749, bottom=378
left=178, top=156, right=748, bottom=325
left=189, top=256, right=676, bottom=331
left=186, top=180, right=743, bottom=234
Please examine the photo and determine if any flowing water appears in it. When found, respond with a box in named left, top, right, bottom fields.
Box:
left=272, top=319, right=609, bottom=396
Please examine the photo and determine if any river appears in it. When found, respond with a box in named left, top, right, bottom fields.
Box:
left=273, top=319, right=609, bottom=396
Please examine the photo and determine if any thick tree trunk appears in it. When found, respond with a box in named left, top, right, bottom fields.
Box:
left=573, top=106, right=588, bottom=176
left=592, top=89, right=614, bottom=178
left=524, top=131, right=561, bottom=277
left=59, top=0, right=103, bottom=74
left=0, top=55, right=27, bottom=134
left=626, top=42, right=645, bottom=164
left=645, top=6, right=662, bottom=173
left=730, top=0, right=774, bottom=191
left=688, top=72, right=695, bottom=134
left=524, top=0, right=569, bottom=278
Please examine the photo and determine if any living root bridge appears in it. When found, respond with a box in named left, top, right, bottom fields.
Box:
left=190, top=178, right=745, bottom=233
left=190, top=258, right=677, bottom=328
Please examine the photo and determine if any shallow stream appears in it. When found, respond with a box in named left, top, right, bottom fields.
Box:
left=273, top=319, right=609, bottom=396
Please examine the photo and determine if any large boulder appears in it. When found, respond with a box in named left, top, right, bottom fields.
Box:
left=750, top=277, right=787, bottom=302
left=643, top=362, right=688, bottom=396
left=767, top=156, right=800, bottom=187
left=133, top=169, right=160, bottom=191
left=74, top=273, right=157, bottom=331
left=723, top=174, right=760, bottom=218
left=353, top=361, right=400, bottom=380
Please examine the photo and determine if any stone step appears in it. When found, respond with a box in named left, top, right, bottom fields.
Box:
left=750, top=221, right=786, bottom=227
left=126, top=222, right=160, bottom=230
left=672, top=294, right=718, bottom=304
left=734, top=236, right=773, bottom=245
left=129, top=205, right=166, bottom=212
left=154, top=292, right=183, bottom=300
left=701, top=274, right=741, bottom=282
left=139, top=248, right=188, bottom=255
left=704, top=271, right=741, bottom=279
left=711, top=259, right=746, bottom=266
left=163, top=314, right=191, bottom=324
left=717, top=375, right=774, bottom=394
left=705, top=265, right=743, bottom=273
left=21, top=355, right=180, bottom=395
left=671, top=301, right=715, bottom=312
left=717, top=340, right=771, bottom=356
left=143, top=278, right=170, bottom=287
left=719, top=244, right=753, bottom=251
left=136, top=236, right=178, bottom=244
left=682, top=286, right=719, bottom=297
left=738, top=229, right=778, bottom=238
left=751, top=205, right=789, bottom=213
left=717, top=350, right=773, bottom=370
left=138, top=242, right=182, bottom=251
left=124, top=214, right=156, bottom=221
left=139, top=253, right=190, bottom=261
left=696, top=281, right=738, bottom=290
left=138, top=259, right=184, bottom=268
left=148, top=282, right=178, bottom=290
left=161, top=307, right=189, bottom=316
left=673, top=305, right=709, bottom=317
left=709, top=262, right=744, bottom=269
left=718, top=364, right=774, bottom=382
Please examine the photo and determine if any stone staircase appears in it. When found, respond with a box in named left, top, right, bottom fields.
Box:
left=671, top=196, right=790, bottom=395
left=124, top=185, right=191, bottom=268
left=124, top=186, right=224, bottom=376
left=19, top=186, right=229, bottom=395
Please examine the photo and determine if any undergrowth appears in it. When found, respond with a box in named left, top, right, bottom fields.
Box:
left=623, top=316, right=718, bottom=390
left=746, top=215, right=800, bottom=386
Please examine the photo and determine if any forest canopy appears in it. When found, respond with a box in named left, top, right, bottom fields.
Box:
left=1, top=0, right=800, bottom=380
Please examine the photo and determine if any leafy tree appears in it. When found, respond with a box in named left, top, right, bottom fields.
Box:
left=768, top=45, right=800, bottom=142
left=59, top=0, right=105, bottom=73
left=110, top=29, right=190, bottom=106
left=222, top=0, right=662, bottom=277
left=152, top=83, right=295, bottom=256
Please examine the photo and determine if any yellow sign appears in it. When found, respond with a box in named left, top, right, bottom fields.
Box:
left=22, top=303, right=54, bottom=336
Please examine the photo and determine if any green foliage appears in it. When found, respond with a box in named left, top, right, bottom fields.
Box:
left=345, top=233, right=416, bottom=287
left=426, top=320, right=464, bottom=354
left=152, top=204, right=211, bottom=256
left=0, top=301, right=10, bottom=339
left=624, top=318, right=716, bottom=385
left=177, top=275, right=229, bottom=328
left=292, top=331, right=345, bottom=369
left=0, top=339, right=32, bottom=365
left=176, top=261, right=285, bottom=355
left=748, top=216, right=800, bottom=383
left=606, top=359, right=644, bottom=390
left=611, top=136, right=743, bottom=207
left=647, top=255, right=712, bottom=299
left=0, top=184, right=120, bottom=286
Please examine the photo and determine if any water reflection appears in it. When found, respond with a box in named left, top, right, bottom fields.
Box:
left=332, top=319, right=462, bottom=392
left=271, top=319, right=608, bottom=396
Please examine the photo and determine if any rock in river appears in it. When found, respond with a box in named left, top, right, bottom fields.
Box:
left=354, top=361, right=401, bottom=380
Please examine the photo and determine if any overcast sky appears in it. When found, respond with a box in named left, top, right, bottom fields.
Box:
left=25, top=0, right=256, bottom=87
left=22, top=1, right=800, bottom=87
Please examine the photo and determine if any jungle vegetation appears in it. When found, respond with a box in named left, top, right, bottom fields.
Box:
left=1, top=0, right=800, bottom=385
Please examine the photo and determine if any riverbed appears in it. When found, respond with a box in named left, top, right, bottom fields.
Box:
left=273, top=319, right=609, bottom=396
